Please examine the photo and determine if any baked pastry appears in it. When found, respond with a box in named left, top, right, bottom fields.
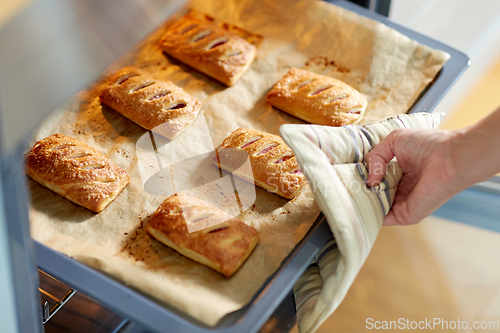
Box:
left=147, top=193, right=259, bottom=277
left=99, top=66, right=202, bottom=140
left=213, top=128, right=306, bottom=199
left=26, top=134, right=129, bottom=212
left=267, top=68, right=368, bottom=126
left=159, top=11, right=257, bottom=86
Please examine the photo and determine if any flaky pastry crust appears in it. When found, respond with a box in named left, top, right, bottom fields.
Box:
left=159, top=11, right=256, bottom=86
left=213, top=128, right=306, bottom=199
left=267, top=68, right=368, bottom=126
left=147, top=193, right=259, bottom=277
left=26, top=134, right=129, bottom=212
left=99, top=66, right=202, bottom=140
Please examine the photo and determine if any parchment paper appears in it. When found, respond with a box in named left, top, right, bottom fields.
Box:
left=28, top=0, right=450, bottom=326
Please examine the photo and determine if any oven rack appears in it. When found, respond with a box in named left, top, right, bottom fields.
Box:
left=38, top=268, right=132, bottom=332
left=38, top=270, right=77, bottom=324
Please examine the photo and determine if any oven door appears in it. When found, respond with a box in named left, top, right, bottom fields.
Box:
left=0, top=0, right=482, bottom=332
left=0, top=0, right=185, bottom=332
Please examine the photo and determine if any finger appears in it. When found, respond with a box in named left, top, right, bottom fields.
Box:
left=400, top=175, right=453, bottom=225
left=365, top=131, right=399, bottom=187
left=382, top=211, right=399, bottom=226
left=391, top=174, right=415, bottom=205
left=384, top=176, right=446, bottom=226
left=383, top=201, right=418, bottom=226
left=365, top=153, right=386, bottom=187
left=383, top=179, right=418, bottom=226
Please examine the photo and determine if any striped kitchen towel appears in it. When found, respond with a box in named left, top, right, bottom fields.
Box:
left=279, top=112, right=442, bottom=333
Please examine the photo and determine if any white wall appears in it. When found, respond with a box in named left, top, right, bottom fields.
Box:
left=390, top=0, right=500, bottom=115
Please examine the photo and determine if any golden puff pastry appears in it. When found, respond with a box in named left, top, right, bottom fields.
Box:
left=213, top=128, right=306, bottom=199
left=147, top=193, right=259, bottom=277
left=159, top=11, right=257, bottom=86
left=267, top=68, right=368, bottom=126
left=26, top=134, right=129, bottom=213
left=99, top=66, right=202, bottom=140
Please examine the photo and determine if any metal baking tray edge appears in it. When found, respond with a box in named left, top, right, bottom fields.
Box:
left=34, top=1, right=470, bottom=332
left=36, top=215, right=331, bottom=333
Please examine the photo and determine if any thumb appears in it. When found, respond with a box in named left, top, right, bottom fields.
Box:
left=365, top=131, right=398, bottom=187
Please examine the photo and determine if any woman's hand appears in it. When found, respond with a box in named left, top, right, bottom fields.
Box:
left=365, top=128, right=461, bottom=226
left=366, top=107, right=500, bottom=226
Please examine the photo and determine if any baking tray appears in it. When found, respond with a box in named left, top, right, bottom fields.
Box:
left=34, top=1, right=469, bottom=332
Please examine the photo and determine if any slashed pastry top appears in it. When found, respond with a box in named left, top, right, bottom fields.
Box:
left=147, top=193, right=259, bottom=277
left=99, top=66, right=202, bottom=140
left=213, top=128, right=306, bottom=199
left=159, top=10, right=257, bottom=86
left=267, top=68, right=368, bottom=126
left=26, top=133, right=129, bottom=213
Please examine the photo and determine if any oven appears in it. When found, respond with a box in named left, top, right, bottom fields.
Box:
left=0, top=1, right=479, bottom=332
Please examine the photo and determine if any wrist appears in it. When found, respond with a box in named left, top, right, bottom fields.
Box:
left=447, top=124, right=500, bottom=190
left=445, top=128, right=471, bottom=192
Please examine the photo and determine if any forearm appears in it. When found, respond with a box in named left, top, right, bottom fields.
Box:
left=449, top=106, right=500, bottom=191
